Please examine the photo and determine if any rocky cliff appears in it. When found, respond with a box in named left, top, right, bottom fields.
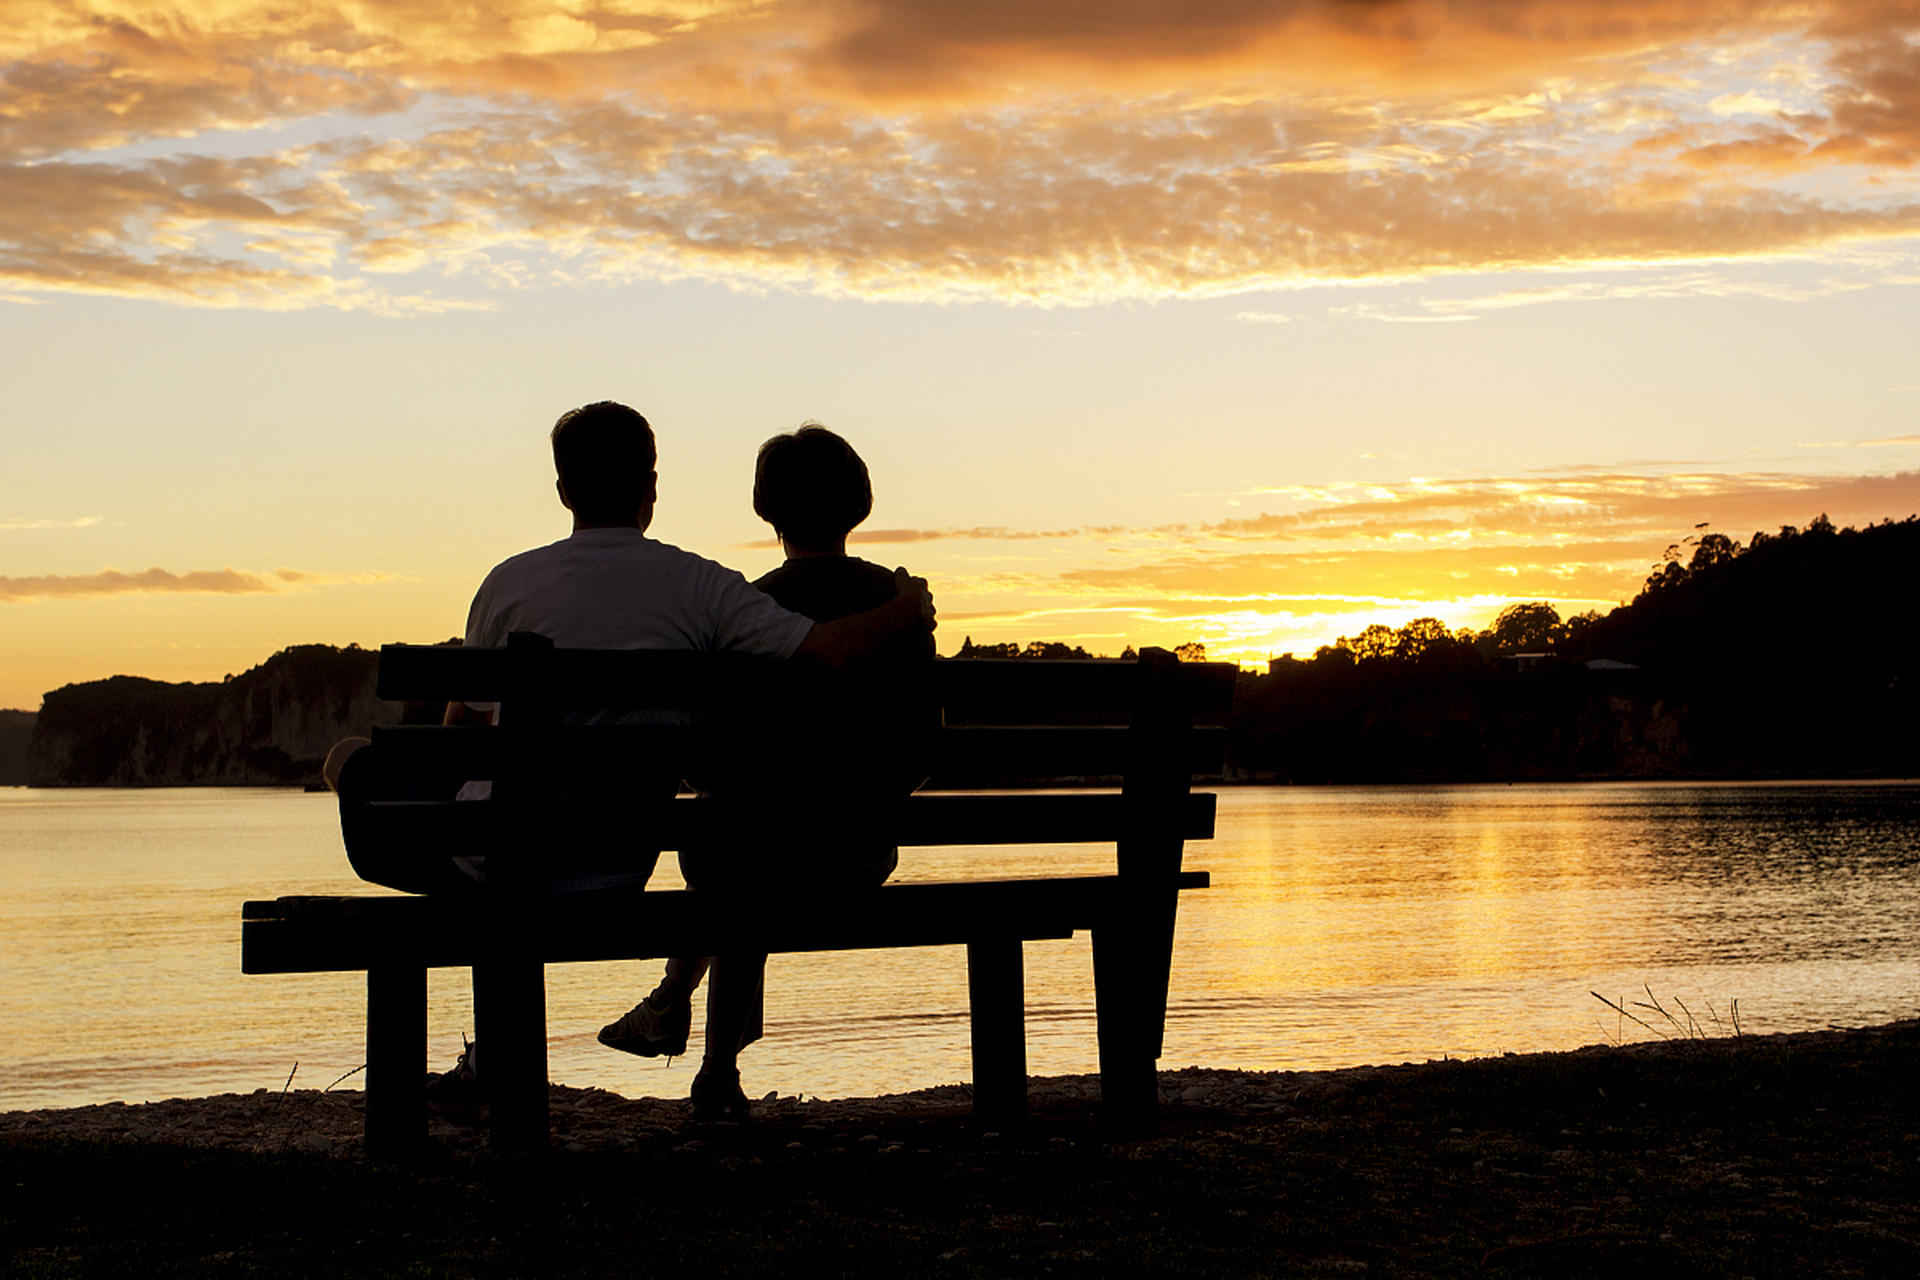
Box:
left=26, top=645, right=403, bottom=787
left=1, top=709, right=34, bottom=785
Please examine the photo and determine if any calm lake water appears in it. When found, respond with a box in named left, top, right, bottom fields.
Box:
left=1, top=782, right=1915, bottom=1112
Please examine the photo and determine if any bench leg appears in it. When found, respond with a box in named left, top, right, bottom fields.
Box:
left=1136, top=889, right=1179, bottom=1062
left=1091, top=908, right=1171, bottom=1139
left=474, top=957, right=549, bottom=1156
left=365, top=963, right=426, bottom=1162
left=967, top=938, right=1028, bottom=1126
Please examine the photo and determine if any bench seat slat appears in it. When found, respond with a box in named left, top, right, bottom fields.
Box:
left=242, top=871, right=1209, bottom=973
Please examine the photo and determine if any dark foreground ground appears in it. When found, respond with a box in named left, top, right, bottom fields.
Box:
left=4, top=1022, right=1916, bottom=1278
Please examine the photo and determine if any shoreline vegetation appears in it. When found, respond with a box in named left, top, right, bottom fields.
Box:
left=10, top=514, right=1918, bottom=787
left=5, top=1021, right=1915, bottom=1276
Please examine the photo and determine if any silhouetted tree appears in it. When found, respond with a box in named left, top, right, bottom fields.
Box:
left=1174, top=641, right=1208, bottom=663
left=957, top=636, right=1116, bottom=660
left=1690, top=532, right=1740, bottom=571
left=1392, top=617, right=1453, bottom=661
left=1023, top=641, right=1093, bottom=660
left=1488, top=602, right=1562, bottom=653
left=1338, top=624, right=1396, bottom=661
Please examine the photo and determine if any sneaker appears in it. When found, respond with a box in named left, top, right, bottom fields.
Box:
left=598, top=991, right=691, bottom=1059
left=689, top=1061, right=751, bottom=1125
left=425, top=1035, right=489, bottom=1126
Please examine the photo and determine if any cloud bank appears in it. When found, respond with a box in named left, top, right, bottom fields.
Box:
left=5, top=1, right=1920, bottom=309
left=0, top=567, right=285, bottom=601
left=0, top=565, right=394, bottom=601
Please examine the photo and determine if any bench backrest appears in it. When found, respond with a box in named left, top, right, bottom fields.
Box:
left=366, top=638, right=1235, bottom=889
left=374, top=640, right=1232, bottom=784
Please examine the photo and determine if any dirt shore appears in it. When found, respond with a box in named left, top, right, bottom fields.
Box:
left=5, top=1023, right=1917, bottom=1277
left=0, top=1056, right=1433, bottom=1162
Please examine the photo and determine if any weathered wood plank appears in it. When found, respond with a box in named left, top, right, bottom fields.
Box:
left=241, top=872, right=1208, bottom=974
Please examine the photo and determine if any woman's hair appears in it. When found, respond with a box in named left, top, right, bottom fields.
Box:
left=753, top=423, right=873, bottom=550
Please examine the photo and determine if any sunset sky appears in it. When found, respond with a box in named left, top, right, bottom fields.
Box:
left=5, top=0, right=1920, bottom=709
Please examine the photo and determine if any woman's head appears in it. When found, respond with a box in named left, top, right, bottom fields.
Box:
left=753, top=423, right=873, bottom=552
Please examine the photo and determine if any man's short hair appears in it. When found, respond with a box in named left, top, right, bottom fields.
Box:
left=551, top=402, right=656, bottom=523
left=754, top=423, right=873, bottom=549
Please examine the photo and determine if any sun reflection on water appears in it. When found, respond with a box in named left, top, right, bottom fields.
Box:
left=0, top=782, right=1914, bottom=1112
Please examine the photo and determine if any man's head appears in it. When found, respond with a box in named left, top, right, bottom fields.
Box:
left=753, top=423, right=873, bottom=554
left=551, top=402, right=657, bottom=528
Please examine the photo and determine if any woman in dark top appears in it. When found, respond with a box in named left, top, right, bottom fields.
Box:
left=598, top=424, right=933, bottom=1122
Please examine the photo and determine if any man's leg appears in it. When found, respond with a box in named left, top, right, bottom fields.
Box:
left=333, top=739, right=482, bottom=896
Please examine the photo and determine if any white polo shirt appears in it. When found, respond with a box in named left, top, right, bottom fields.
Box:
left=449, top=528, right=816, bottom=883
left=464, top=526, right=814, bottom=660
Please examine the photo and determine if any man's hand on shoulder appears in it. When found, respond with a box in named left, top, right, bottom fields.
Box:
left=795, top=570, right=937, bottom=667
left=894, top=566, right=936, bottom=631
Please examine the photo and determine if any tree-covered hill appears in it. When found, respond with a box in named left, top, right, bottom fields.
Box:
left=1226, top=516, right=1919, bottom=782
left=1572, top=515, right=1916, bottom=680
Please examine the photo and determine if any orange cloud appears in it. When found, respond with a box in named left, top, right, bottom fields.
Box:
left=0, top=564, right=401, bottom=600
left=0, top=567, right=285, bottom=601
left=4, top=2, right=1920, bottom=307
left=0, top=515, right=102, bottom=529
left=809, top=0, right=1792, bottom=99
left=1208, top=469, right=1920, bottom=544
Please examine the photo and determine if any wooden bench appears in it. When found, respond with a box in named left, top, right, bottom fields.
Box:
left=242, top=638, right=1234, bottom=1157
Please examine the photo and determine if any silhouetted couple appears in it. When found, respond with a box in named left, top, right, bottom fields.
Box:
left=326, top=401, right=934, bottom=1123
